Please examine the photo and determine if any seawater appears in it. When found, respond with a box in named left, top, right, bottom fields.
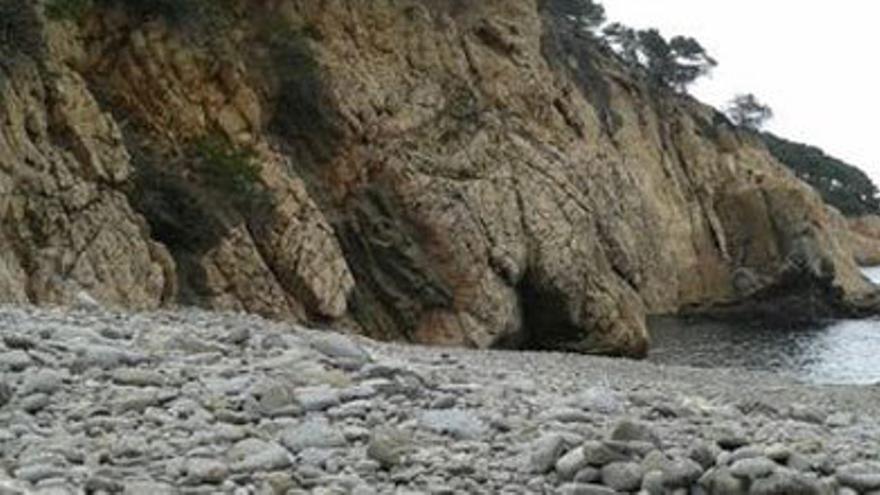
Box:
left=647, top=267, right=880, bottom=385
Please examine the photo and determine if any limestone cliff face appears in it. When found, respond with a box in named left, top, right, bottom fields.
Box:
left=0, top=0, right=874, bottom=355
left=0, top=4, right=173, bottom=308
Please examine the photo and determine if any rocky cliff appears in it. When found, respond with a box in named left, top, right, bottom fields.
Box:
left=0, top=0, right=874, bottom=356
left=843, top=215, right=880, bottom=266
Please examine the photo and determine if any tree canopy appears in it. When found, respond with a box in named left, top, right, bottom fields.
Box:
left=547, top=0, right=607, bottom=32
left=762, top=132, right=880, bottom=216
left=602, top=24, right=716, bottom=91
left=544, top=0, right=877, bottom=218
left=726, top=94, right=774, bottom=130
left=544, top=0, right=717, bottom=92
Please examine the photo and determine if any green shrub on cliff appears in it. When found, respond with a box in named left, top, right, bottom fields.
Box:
left=260, top=20, right=341, bottom=163
left=193, top=135, right=263, bottom=202
left=603, top=25, right=717, bottom=92
left=544, top=0, right=717, bottom=93
left=45, top=0, right=234, bottom=32
left=45, top=0, right=91, bottom=21
left=726, top=93, right=774, bottom=130
left=546, top=0, right=606, bottom=33
left=761, top=132, right=880, bottom=216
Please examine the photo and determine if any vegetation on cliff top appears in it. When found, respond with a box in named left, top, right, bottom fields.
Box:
left=546, top=0, right=717, bottom=92
left=549, top=1, right=878, bottom=218
left=723, top=94, right=880, bottom=217
left=45, top=0, right=238, bottom=49
left=761, top=133, right=880, bottom=217
left=45, top=0, right=234, bottom=26
left=602, top=25, right=717, bottom=92
left=726, top=93, right=774, bottom=131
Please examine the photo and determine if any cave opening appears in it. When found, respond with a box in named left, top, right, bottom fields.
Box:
left=506, top=273, right=584, bottom=351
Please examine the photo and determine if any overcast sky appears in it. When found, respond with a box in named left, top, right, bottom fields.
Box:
left=602, top=0, right=880, bottom=183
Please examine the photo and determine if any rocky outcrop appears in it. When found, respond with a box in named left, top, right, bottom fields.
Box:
left=844, top=215, right=880, bottom=266
left=0, top=0, right=875, bottom=355
left=0, top=5, right=172, bottom=309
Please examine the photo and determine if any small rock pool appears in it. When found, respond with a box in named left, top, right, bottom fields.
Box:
left=647, top=267, right=880, bottom=385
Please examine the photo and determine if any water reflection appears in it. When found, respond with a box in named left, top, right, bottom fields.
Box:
left=863, top=265, right=880, bottom=284
left=648, top=316, right=880, bottom=384
left=647, top=267, right=880, bottom=385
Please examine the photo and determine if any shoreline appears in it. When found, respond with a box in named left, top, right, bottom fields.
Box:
left=1, top=306, right=879, bottom=494
left=647, top=313, right=880, bottom=387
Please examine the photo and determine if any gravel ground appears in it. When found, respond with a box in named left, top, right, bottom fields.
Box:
left=1, top=305, right=879, bottom=494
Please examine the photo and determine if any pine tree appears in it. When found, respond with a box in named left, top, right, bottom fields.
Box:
left=726, top=94, right=774, bottom=130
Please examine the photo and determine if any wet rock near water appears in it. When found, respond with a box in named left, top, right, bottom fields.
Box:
left=0, top=305, right=879, bottom=494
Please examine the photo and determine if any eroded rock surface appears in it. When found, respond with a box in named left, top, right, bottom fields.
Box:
left=0, top=5, right=172, bottom=310
left=0, top=0, right=876, bottom=355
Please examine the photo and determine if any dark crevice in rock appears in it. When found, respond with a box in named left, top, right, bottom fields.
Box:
left=122, top=138, right=235, bottom=307
left=336, top=182, right=454, bottom=341
left=552, top=97, right=585, bottom=138
left=256, top=18, right=343, bottom=167
left=473, top=21, right=519, bottom=58
left=596, top=222, right=641, bottom=292
left=758, top=189, right=790, bottom=259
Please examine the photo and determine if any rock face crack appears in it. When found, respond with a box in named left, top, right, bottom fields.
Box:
left=337, top=184, right=455, bottom=341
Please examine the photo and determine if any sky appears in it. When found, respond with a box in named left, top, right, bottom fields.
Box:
left=601, top=0, right=880, bottom=183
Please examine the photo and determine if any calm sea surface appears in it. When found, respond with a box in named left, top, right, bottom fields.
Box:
left=647, top=267, right=880, bottom=385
